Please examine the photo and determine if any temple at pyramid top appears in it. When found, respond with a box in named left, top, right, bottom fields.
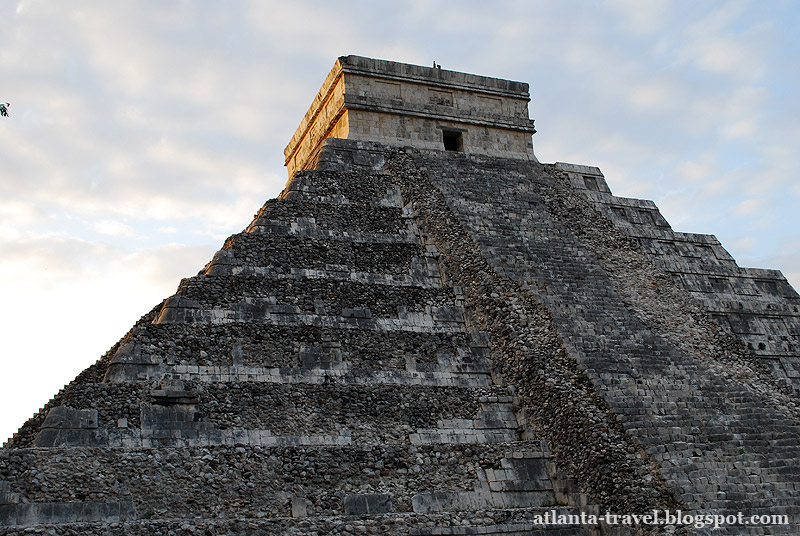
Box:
left=284, top=55, right=538, bottom=176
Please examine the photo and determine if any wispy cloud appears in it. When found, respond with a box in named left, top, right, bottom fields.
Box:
left=733, top=198, right=767, bottom=217
left=92, top=219, right=135, bottom=237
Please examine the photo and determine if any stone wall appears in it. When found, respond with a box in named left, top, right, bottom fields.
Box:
left=284, top=56, right=537, bottom=177
left=347, top=109, right=534, bottom=159
left=284, top=57, right=349, bottom=175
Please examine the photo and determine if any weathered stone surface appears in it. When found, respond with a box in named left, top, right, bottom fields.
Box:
left=284, top=55, right=538, bottom=177
left=344, top=493, right=393, bottom=515
left=3, top=56, right=799, bottom=535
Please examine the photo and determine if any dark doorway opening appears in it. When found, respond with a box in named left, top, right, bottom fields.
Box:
left=442, top=130, right=463, bottom=152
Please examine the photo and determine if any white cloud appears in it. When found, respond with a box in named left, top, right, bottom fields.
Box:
left=0, top=232, right=216, bottom=444
left=628, top=79, right=683, bottom=113
left=0, top=200, right=43, bottom=225
left=93, top=219, right=135, bottom=237
left=732, top=198, right=766, bottom=217
left=605, top=0, right=672, bottom=34
left=730, top=236, right=756, bottom=251
left=674, top=153, right=719, bottom=184
left=677, top=2, right=773, bottom=81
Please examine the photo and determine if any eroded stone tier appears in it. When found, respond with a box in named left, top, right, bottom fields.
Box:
left=284, top=55, right=538, bottom=177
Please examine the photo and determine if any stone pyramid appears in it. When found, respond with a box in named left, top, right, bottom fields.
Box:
left=2, top=56, right=799, bottom=535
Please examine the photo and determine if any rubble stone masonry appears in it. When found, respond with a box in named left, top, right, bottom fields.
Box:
left=2, top=57, right=798, bottom=535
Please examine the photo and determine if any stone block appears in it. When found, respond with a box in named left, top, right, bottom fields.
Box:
left=0, top=504, right=16, bottom=525
left=34, top=407, right=102, bottom=447
left=41, top=406, right=98, bottom=430
left=291, top=496, right=308, bottom=518
left=343, top=493, right=393, bottom=515
left=32, top=429, right=60, bottom=447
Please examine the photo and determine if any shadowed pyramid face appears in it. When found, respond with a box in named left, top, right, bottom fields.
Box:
left=2, top=57, right=799, bottom=535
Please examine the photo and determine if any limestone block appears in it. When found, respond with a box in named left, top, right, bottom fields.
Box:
left=291, top=496, right=308, bottom=518
left=0, top=481, right=19, bottom=506
left=343, top=493, right=393, bottom=515
left=411, top=489, right=555, bottom=513
left=40, top=406, right=97, bottom=430
left=0, top=501, right=134, bottom=526
left=33, top=407, right=101, bottom=447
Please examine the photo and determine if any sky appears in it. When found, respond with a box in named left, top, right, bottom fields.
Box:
left=1, top=0, right=799, bottom=443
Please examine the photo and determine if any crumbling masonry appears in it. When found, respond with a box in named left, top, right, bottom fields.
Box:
left=2, top=56, right=799, bottom=535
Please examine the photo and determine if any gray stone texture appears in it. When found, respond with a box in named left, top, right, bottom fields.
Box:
left=3, top=57, right=799, bottom=535
left=284, top=55, right=537, bottom=176
left=2, top=142, right=594, bottom=535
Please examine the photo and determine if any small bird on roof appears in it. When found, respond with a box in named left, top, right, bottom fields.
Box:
left=0, top=103, right=9, bottom=117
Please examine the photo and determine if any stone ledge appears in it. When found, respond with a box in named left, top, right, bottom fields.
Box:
left=411, top=490, right=556, bottom=513
left=106, top=364, right=493, bottom=387
left=0, top=501, right=134, bottom=527
left=343, top=493, right=393, bottom=515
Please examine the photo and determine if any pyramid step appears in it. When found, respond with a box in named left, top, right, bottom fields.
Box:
left=110, top=323, right=476, bottom=369
left=155, top=302, right=467, bottom=334
left=208, top=264, right=443, bottom=288
left=410, top=519, right=588, bottom=536
left=108, top=363, right=490, bottom=386
left=167, top=364, right=491, bottom=385
left=0, top=509, right=594, bottom=534
left=155, top=276, right=461, bottom=327
left=4, top=442, right=558, bottom=520
left=248, top=219, right=419, bottom=244
left=84, top=424, right=522, bottom=449
left=33, top=383, right=518, bottom=448
left=411, top=490, right=554, bottom=513
left=170, top=274, right=454, bottom=309
left=281, top=170, right=405, bottom=207
left=249, top=198, right=408, bottom=235
left=212, top=234, right=433, bottom=277
left=0, top=501, right=134, bottom=526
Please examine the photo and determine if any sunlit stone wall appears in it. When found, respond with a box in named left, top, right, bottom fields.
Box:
left=284, top=55, right=537, bottom=177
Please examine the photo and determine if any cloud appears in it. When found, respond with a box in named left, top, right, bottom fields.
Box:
left=730, top=236, right=756, bottom=251
left=678, top=1, right=772, bottom=81
left=0, top=232, right=112, bottom=284
left=0, top=200, right=43, bottom=225
left=93, top=219, right=135, bottom=237
left=674, top=153, right=719, bottom=184
left=628, top=79, right=683, bottom=114
left=116, top=243, right=217, bottom=290
left=732, top=198, right=766, bottom=217
left=605, top=0, right=672, bottom=34
left=0, top=229, right=216, bottom=444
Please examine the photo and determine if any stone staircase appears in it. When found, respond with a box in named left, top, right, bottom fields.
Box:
left=0, top=159, right=590, bottom=534
left=5, top=140, right=798, bottom=534
left=556, top=162, right=800, bottom=389
left=415, top=149, right=800, bottom=535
